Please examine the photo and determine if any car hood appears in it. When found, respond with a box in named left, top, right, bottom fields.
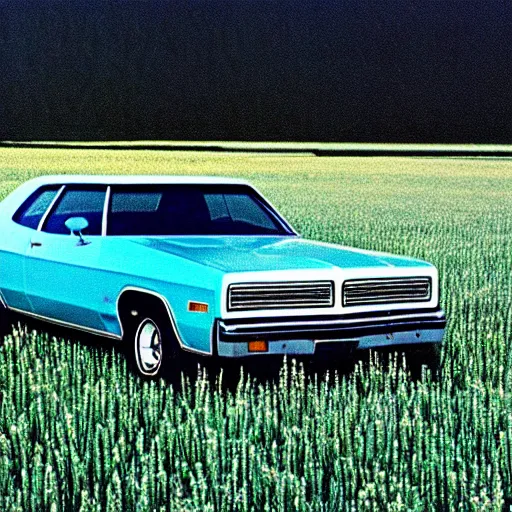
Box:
left=131, top=236, right=431, bottom=273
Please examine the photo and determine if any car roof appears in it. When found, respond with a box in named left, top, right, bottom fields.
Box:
left=0, top=175, right=258, bottom=219
left=26, top=175, right=250, bottom=187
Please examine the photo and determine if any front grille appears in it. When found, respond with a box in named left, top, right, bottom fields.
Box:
left=342, top=277, right=431, bottom=307
left=228, top=281, right=334, bottom=311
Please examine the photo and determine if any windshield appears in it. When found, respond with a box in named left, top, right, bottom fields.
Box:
left=107, top=184, right=294, bottom=236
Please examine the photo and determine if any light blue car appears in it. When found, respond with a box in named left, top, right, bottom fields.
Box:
left=0, top=175, right=446, bottom=378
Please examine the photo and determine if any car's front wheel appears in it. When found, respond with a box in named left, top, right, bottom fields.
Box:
left=124, top=309, right=184, bottom=380
left=134, top=317, right=166, bottom=377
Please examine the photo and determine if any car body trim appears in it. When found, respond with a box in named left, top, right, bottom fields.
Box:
left=218, top=321, right=446, bottom=340
left=0, top=290, right=7, bottom=309
left=215, top=329, right=444, bottom=358
left=220, top=309, right=446, bottom=332
left=116, top=286, right=212, bottom=355
left=20, top=175, right=251, bottom=187
left=7, top=306, right=122, bottom=340
left=228, top=280, right=335, bottom=311
left=101, top=186, right=111, bottom=237
left=220, top=266, right=439, bottom=319
left=37, top=185, right=66, bottom=232
left=218, top=318, right=446, bottom=342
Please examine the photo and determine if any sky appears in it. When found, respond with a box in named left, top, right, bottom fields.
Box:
left=2, top=0, right=511, bottom=142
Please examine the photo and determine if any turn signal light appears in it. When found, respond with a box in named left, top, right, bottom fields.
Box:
left=248, top=340, right=268, bottom=353
left=188, top=301, right=209, bottom=313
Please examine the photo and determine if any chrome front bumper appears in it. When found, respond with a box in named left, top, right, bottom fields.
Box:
left=216, top=308, right=446, bottom=357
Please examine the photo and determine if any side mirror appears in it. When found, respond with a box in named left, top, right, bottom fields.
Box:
left=65, top=217, right=90, bottom=246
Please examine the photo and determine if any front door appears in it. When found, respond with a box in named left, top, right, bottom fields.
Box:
left=0, top=185, right=61, bottom=311
left=24, top=186, right=107, bottom=331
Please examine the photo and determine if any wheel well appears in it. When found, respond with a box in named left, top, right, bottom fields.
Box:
left=117, top=290, right=175, bottom=340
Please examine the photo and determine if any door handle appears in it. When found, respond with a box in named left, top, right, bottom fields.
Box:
left=30, top=241, right=42, bottom=248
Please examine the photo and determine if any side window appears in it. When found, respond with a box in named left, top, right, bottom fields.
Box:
left=207, top=193, right=280, bottom=231
left=108, top=190, right=163, bottom=235
left=111, top=191, right=162, bottom=214
left=13, top=186, right=60, bottom=230
left=204, top=194, right=229, bottom=220
left=43, top=188, right=106, bottom=235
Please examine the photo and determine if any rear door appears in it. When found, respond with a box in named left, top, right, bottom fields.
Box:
left=24, top=186, right=108, bottom=330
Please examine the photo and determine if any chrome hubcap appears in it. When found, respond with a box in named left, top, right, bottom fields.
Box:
left=136, top=320, right=162, bottom=374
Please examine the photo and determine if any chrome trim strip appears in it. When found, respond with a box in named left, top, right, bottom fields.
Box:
left=314, top=338, right=360, bottom=344
left=344, top=278, right=431, bottom=285
left=116, top=286, right=212, bottom=355
left=345, top=288, right=430, bottom=293
left=228, top=280, right=334, bottom=311
left=344, top=295, right=430, bottom=304
left=8, top=306, right=122, bottom=340
left=345, top=288, right=430, bottom=294
left=220, top=310, right=445, bottom=332
left=348, top=284, right=430, bottom=288
left=231, top=300, right=332, bottom=306
left=230, top=283, right=332, bottom=289
left=343, top=277, right=432, bottom=307
left=0, top=290, right=7, bottom=309
left=37, top=185, right=65, bottom=232
left=345, top=292, right=430, bottom=298
left=101, top=186, right=111, bottom=237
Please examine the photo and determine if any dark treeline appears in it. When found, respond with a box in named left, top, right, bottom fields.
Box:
left=1, top=0, right=511, bottom=143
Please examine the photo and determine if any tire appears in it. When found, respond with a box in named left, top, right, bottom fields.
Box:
left=124, top=308, right=184, bottom=380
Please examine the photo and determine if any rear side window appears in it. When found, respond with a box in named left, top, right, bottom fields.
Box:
left=111, top=192, right=162, bottom=213
left=13, top=187, right=60, bottom=230
left=43, top=187, right=106, bottom=235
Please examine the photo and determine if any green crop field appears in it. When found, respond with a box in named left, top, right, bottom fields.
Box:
left=1, top=147, right=512, bottom=510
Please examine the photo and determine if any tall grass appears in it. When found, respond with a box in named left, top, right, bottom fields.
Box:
left=1, top=149, right=512, bottom=509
